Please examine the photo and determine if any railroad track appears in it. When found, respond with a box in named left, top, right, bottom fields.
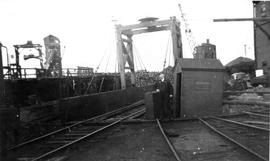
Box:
left=200, top=117, right=269, bottom=161
left=243, top=111, right=270, bottom=118
left=156, top=119, right=182, bottom=161
left=223, top=111, right=270, bottom=129
left=249, top=108, right=270, bottom=115
left=157, top=117, right=269, bottom=161
left=243, top=110, right=270, bottom=118
left=8, top=100, right=145, bottom=161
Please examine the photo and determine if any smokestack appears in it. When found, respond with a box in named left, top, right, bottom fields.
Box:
left=206, top=39, right=210, bottom=44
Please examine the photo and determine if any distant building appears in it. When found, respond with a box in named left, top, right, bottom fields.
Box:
left=225, top=56, right=255, bottom=76
left=194, top=39, right=216, bottom=59
left=77, top=66, right=93, bottom=76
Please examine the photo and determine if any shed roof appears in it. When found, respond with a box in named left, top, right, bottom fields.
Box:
left=225, top=56, right=254, bottom=67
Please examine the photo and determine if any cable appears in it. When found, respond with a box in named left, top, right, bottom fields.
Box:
left=61, top=46, right=66, bottom=60
left=133, top=49, right=139, bottom=71
left=136, top=53, right=144, bottom=71
left=115, top=49, right=118, bottom=73
left=84, top=37, right=116, bottom=94
left=98, top=77, right=105, bottom=93
left=137, top=52, right=146, bottom=71
left=168, top=37, right=172, bottom=67
left=132, top=42, right=143, bottom=70
left=84, top=49, right=107, bottom=94
left=133, top=42, right=147, bottom=71
left=98, top=52, right=112, bottom=93
left=168, top=44, right=171, bottom=67
left=113, top=51, right=118, bottom=90
left=133, top=42, right=143, bottom=71
left=163, top=35, right=171, bottom=70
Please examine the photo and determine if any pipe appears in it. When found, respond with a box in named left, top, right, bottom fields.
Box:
left=0, top=42, right=5, bottom=106
left=2, top=46, right=9, bottom=67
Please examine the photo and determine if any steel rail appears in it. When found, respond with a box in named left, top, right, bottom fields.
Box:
left=211, top=116, right=270, bottom=132
left=199, top=118, right=268, bottom=161
left=9, top=100, right=144, bottom=150
left=156, top=119, right=182, bottom=161
left=242, top=111, right=270, bottom=118
left=128, top=109, right=145, bottom=119
left=32, top=108, right=145, bottom=161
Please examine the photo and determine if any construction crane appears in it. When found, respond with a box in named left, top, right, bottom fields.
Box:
left=178, top=4, right=198, bottom=56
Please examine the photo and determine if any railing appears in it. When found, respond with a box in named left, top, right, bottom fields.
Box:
left=3, top=67, right=119, bottom=79
left=4, top=67, right=48, bottom=79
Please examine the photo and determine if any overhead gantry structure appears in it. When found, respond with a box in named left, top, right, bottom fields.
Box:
left=116, top=16, right=183, bottom=89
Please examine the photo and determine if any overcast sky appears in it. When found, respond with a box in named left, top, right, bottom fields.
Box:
left=0, top=0, right=256, bottom=72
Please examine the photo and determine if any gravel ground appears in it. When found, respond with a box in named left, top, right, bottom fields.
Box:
left=57, top=123, right=175, bottom=161
left=162, top=120, right=262, bottom=161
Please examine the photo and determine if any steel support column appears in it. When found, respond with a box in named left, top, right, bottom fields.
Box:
left=116, top=25, right=126, bottom=89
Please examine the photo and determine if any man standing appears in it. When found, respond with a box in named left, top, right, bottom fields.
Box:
left=153, top=74, right=173, bottom=119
